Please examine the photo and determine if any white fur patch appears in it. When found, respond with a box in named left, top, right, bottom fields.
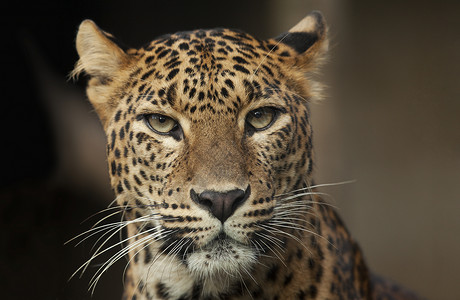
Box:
left=187, top=238, right=257, bottom=297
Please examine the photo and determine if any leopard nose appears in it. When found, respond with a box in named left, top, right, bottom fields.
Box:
left=191, top=186, right=251, bottom=223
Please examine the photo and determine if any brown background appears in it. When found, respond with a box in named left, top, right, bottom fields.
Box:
left=1, top=0, right=458, bottom=299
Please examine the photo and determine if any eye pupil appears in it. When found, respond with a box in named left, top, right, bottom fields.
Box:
left=246, top=107, right=277, bottom=131
left=145, top=114, right=178, bottom=134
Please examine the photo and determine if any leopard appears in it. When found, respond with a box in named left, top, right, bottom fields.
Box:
left=72, top=11, right=423, bottom=300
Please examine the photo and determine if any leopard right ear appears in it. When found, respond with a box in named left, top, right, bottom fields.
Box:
left=273, top=11, right=328, bottom=69
left=72, top=20, right=130, bottom=127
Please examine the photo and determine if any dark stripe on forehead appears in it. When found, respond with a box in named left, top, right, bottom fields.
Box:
left=166, top=83, right=177, bottom=106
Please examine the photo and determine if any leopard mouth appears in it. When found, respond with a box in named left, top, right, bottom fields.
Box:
left=205, top=235, right=239, bottom=256
left=185, top=231, right=257, bottom=278
left=197, top=231, right=245, bottom=257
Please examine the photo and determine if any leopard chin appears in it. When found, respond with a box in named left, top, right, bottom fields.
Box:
left=186, top=235, right=257, bottom=280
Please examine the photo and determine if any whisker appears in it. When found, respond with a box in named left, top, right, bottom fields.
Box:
left=278, top=192, right=334, bottom=202
left=250, top=32, right=292, bottom=81
left=71, top=218, right=161, bottom=281
left=257, top=223, right=313, bottom=257
left=88, top=223, right=170, bottom=293
left=254, top=233, right=286, bottom=267
left=89, top=231, right=163, bottom=293
left=79, top=206, right=124, bottom=225
left=275, top=180, right=356, bottom=197
left=65, top=220, right=123, bottom=246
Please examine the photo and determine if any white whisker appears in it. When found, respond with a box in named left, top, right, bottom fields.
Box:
left=275, top=180, right=356, bottom=197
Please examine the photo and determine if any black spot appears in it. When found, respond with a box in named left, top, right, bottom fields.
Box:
left=144, top=246, right=152, bottom=264
left=280, top=51, right=291, bottom=57
left=110, top=130, right=116, bottom=150
left=267, top=264, right=279, bottom=281
left=191, top=283, right=201, bottom=300
left=296, top=248, right=303, bottom=259
left=139, top=170, right=148, bottom=180
left=164, top=58, right=181, bottom=70
left=145, top=55, right=155, bottom=64
left=232, top=56, right=249, bottom=64
left=179, top=42, right=189, bottom=50
left=138, top=83, right=146, bottom=93
left=138, top=280, right=145, bottom=292
left=308, top=257, right=315, bottom=270
left=220, top=87, right=229, bottom=98
left=116, top=163, right=122, bottom=177
left=116, top=182, right=124, bottom=193
left=111, top=161, right=117, bottom=176
left=222, top=34, right=238, bottom=42
left=252, top=288, right=263, bottom=298
left=167, top=83, right=177, bottom=105
left=141, top=69, right=155, bottom=81
left=124, top=178, right=131, bottom=190
left=309, top=285, right=318, bottom=298
left=157, top=49, right=171, bottom=59
left=218, top=48, right=228, bottom=55
left=134, top=175, right=142, bottom=185
left=262, top=65, right=274, bottom=77
left=189, top=87, right=196, bottom=99
left=114, top=110, right=122, bottom=122
left=315, top=265, right=323, bottom=282
left=224, top=79, right=234, bottom=90
left=156, top=282, right=169, bottom=299
left=284, top=273, right=293, bottom=286
left=233, top=64, right=250, bottom=74
left=166, top=68, right=179, bottom=81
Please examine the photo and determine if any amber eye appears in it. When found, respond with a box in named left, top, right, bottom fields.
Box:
left=246, top=107, right=277, bottom=130
left=145, top=114, right=178, bottom=134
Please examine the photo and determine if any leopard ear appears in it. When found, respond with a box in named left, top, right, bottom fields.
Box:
left=273, top=11, right=328, bottom=68
left=72, top=20, right=130, bottom=127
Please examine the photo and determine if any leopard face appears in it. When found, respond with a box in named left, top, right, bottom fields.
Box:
left=74, top=11, right=327, bottom=297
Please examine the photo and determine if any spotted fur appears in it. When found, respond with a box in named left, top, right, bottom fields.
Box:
left=73, top=11, right=422, bottom=300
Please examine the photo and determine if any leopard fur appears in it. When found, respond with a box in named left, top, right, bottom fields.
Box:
left=73, top=11, right=422, bottom=300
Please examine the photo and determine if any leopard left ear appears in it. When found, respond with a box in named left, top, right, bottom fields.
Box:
left=273, top=11, right=328, bottom=68
left=72, top=20, right=131, bottom=127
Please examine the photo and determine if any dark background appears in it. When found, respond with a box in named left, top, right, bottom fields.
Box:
left=1, top=1, right=458, bottom=299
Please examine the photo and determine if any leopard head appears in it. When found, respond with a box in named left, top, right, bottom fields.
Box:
left=73, top=11, right=327, bottom=291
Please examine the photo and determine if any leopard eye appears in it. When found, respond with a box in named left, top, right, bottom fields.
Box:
left=145, top=114, right=178, bottom=134
left=246, top=107, right=277, bottom=130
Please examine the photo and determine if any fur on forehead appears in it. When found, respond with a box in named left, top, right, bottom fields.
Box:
left=72, top=12, right=327, bottom=126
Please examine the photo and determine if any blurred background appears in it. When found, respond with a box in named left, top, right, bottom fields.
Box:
left=1, top=0, right=458, bottom=299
